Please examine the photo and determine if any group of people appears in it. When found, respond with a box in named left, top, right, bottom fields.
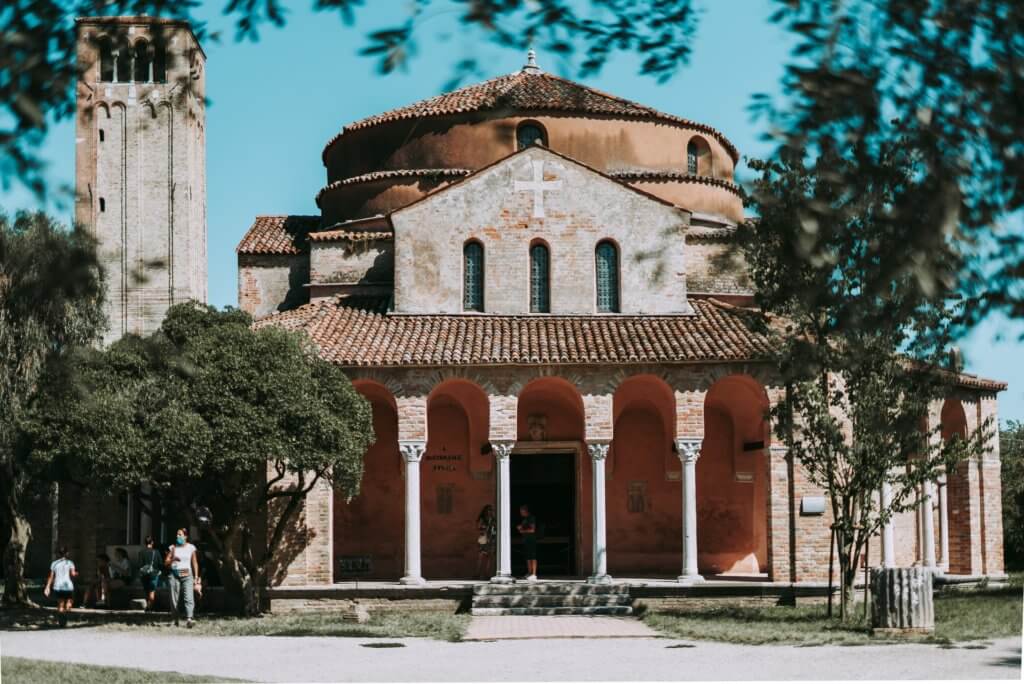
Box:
left=476, top=503, right=539, bottom=581
left=43, top=528, right=202, bottom=628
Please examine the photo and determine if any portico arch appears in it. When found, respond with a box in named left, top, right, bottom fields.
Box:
left=699, top=374, right=770, bottom=575
left=333, top=380, right=403, bottom=580
left=942, top=398, right=972, bottom=574
left=422, top=380, right=492, bottom=578
left=608, top=375, right=680, bottom=575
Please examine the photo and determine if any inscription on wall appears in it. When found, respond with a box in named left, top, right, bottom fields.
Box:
left=426, top=453, right=463, bottom=472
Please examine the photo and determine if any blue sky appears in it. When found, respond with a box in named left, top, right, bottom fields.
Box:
left=3, top=0, right=1022, bottom=423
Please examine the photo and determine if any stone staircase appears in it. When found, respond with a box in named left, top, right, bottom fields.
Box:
left=471, top=582, right=634, bottom=616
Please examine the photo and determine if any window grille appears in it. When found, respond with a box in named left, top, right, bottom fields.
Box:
left=687, top=141, right=698, bottom=175
left=595, top=241, right=620, bottom=313
left=530, top=243, right=550, bottom=313
left=464, top=242, right=484, bottom=311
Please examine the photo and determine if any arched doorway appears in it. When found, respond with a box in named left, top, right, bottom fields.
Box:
left=422, top=380, right=491, bottom=578
left=699, top=375, right=770, bottom=575
left=515, top=377, right=586, bottom=576
left=334, top=381, right=403, bottom=580
left=942, top=398, right=973, bottom=574
left=608, top=375, right=679, bottom=576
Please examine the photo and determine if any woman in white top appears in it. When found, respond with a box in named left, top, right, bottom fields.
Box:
left=44, top=546, right=78, bottom=627
left=164, top=528, right=200, bottom=628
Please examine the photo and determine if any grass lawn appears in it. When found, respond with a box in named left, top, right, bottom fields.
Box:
left=644, top=573, right=1024, bottom=646
left=0, top=657, right=241, bottom=684
left=94, top=609, right=471, bottom=642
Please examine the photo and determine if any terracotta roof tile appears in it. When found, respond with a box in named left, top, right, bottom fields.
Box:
left=608, top=170, right=742, bottom=196
left=315, top=169, right=472, bottom=206
left=255, top=298, right=773, bottom=367
left=236, top=215, right=320, bottom=255
left=323, top=70, right=739, bottom=163
left=308, top=229, right=393, bottom=243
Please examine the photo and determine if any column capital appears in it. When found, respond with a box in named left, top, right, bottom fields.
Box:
left=491, top=440, right=515, bottom=461
left=675, top=437, right=702, bottom=464
left=588, top=441, right=611, bottom=462
left=398, top=440, right=426, bottom=463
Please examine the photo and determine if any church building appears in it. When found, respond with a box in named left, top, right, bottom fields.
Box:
left=238, top=51, right=1008, bottom=588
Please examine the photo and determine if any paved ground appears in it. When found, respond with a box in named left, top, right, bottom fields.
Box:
left=464, top=615, right=658, bottom=640
left=1, top=628, right=1019, bottom=681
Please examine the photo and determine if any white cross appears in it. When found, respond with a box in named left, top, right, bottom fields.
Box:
left=514, top=160, right=562, bottom=218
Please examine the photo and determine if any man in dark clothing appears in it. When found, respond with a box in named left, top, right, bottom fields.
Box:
left=517, top=504, right=538, bottom=581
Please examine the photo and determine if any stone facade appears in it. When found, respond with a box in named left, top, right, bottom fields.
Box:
left=75, top=16, right=207, bottom=344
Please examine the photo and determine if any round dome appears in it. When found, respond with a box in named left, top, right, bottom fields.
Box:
left=317, top=62, right=742, bottom=225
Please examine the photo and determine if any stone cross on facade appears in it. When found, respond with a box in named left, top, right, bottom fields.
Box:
left=514, top=160, right=562, bottom=218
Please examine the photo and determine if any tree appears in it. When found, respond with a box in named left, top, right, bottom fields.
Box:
left=1000, top=421, right=1024, bottom=570
left=738, top=144, right=986, bottom=618
left=27, top=303, right=374, bottom=614
left=0, top=211, right=106, bottom=607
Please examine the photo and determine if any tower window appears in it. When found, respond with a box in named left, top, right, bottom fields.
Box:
left=153, top=45, right=167, bottom=83
left=463, top=241, right=484, bottom=312
left=134, top=41, right=151, bottom=82
left=595, top=240, right=620, bottom=313
left=516, top=122, right=547, bottom=150
left=686, top=136, right=712, bottom=176
left=99, top=129, right=104, bottom=142
left=115, top=48, right=131, bottom=83
left=99, top=38, right=114, bottom=82
left=529, top=242, right=550, bottom=313
left=99, top=198, right=106, bottom=212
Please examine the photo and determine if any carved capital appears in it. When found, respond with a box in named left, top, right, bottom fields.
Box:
left=491, top=441, right=515, bottom=462
left=398, top=440, right=426, bottom=464
left=675, top=438, right=702, bottom=464
left=588, top=441, right=611, bottom=462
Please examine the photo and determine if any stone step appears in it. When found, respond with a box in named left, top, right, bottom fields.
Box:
left=470, top=605, right=634, bottom=617
left=473, top=583, right=630, bottom=596
left=472, top=595, right=632, bottom=608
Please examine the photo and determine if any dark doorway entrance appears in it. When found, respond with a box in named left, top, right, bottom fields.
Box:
left=510, top=452, right=576, bottom=576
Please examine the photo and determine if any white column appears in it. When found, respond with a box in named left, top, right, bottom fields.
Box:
left=491, top=441, right=514, bottom=584
left=921, top=480, right=937, bottom=569
left=676, top=438, right=704, bottom=584
left=588, top=442, right=612, bottom=584
left=880, top=480, right=896, bottom=568
left=937, top=474, right=949, bottom=571
left=399, top=440, right=426, bottom=585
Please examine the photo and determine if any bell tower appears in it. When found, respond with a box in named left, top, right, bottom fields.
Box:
left=74, top=16, right=207, bottom=344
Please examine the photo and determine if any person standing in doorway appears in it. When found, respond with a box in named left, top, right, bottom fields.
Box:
left=165, top=528, right=199, bottom=628
left=476, top=504, right=497, bottom=580
left=43, top=545, right=77, bottom=627
left=517, top=504, right=538, bottom=581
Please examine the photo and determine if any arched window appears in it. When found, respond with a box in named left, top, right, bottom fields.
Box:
left=687, top=136, right=711, bottom=176
left=517, top=122, right=547, bottom=150
left=463, top=241, right=484, bottom=312
left=115, top=46, right=131, bottom=83
left=134, top=41, right=151, bottom=82
left=153, top=45, right=167, bottom=83
left=530, top=242, right=550, bottom=313
left=99, top=38, right=114, bottom=82
left=595, top=241, right=620, bottom=313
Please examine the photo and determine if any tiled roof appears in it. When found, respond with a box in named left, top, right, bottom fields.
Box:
left=608, top=171, right=742, bottom=196
left=323, top=70, right=739, bottom=163
left=236, top=215, right=320, bottom=255
left=255, top=298, right=773, bottom=367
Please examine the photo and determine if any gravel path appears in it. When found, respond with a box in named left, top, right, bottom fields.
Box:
left=1, top=628, right=1019, bottom=682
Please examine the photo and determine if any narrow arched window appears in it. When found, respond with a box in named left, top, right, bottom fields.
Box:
left=687, top=136, right=711, bottom=176
left=153, top=45, right=167, bottom=83
left=595, top=241, right=620, bottom=313
left=464, top=241, right=484, bottom=312
left=115, top=47, right=131, bottom=83
left=517, top=122, right=547, bottom=150
left=530, top=243, right=550, bottom=313
left=134, top=41, right=151, bottom=82
left=99, top=38, right=114, bottom=82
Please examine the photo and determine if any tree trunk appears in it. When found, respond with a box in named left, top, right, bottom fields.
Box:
left=219, top=548, right=263, bottom=616
left=2, top=512, right=33, bottom=607
left=870, top=567, right=934, bottom=634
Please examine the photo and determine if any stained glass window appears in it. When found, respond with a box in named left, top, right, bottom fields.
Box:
left=464, top=241, right=484, bottom=312
left=595, top=241, right=620, bottom=313
left=530, top=243, right=550, bottom=313
left=517, top=123, right=547, bottom=150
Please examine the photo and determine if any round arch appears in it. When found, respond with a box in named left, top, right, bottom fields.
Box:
left=516, top=377, right=585, bottom=442
left=941, top=398, right=972, bottom=574
left=699, top=374, right=770, bottom=575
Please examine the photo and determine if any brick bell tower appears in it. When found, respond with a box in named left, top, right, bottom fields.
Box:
left=74, top=16, right=207, bottom=344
